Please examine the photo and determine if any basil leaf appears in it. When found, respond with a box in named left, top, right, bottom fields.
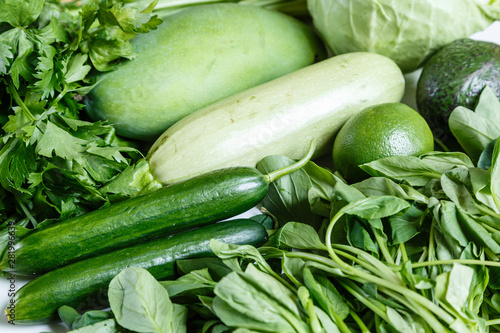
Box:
left=475, top=85, right=500, bottom=122
left=341, top=196, right=411, bottom=220
left=434, top=201, right=469, bottom=249
left=449, top=106, right=500, bottom=162
left=353, top=177, right=428, bottom=204
left=420, top=151, right=474, bottom=173
left=477, top=138, right=496, bottom=170
left=257, top=155, right=322, bottom=229
left=67, top=318, right=120, bottom=333
left=213, top=264, right=308, bottom=333
left=108, top=267, right=187, bottom=333
left=440, top=168, right=482, bottom=215
left=435, top=264, right=474, bottom=316
left=490, top=138, right=500, bottom=212
left=469, top=167, right=499, bottom=212
left=303, top=267, right=349, bottom=322
left=388, top=204, right=425, bottom=245
left=456, top=209, right=500, bottom=254
left=58, top=305, right=113, bottom=330
left=360, top=156, right=441, bottom=187
left=271, top=222, right=327, bottom=250
left=160, top=268, right=217, bottom=299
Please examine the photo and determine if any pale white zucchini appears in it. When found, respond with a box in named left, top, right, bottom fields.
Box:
left=147, top=52, right=405, bottom=184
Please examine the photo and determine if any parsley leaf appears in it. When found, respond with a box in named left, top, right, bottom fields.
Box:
left=0, top=0, right=162, bottom=228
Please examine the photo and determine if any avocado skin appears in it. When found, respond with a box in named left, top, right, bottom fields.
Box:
left=416, top=38, right=500, bottom=146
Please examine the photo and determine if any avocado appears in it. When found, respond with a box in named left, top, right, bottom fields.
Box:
left=416, top=38, right=500, bottom=148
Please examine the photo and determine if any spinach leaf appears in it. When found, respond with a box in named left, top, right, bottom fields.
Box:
left=420, top=151, right=474, bottom=173
left=58, top=305, right=113, bottom=331
left=475, top=86, right=500, bottom=122
left=160, top=268, right=217, bottom=299
left=67, top=318, right=121, bottom=333
left=360, top=156, right=441, bottom=187
left=433, top=201, right=469, bottom=249
left=353, top=177, right=428, bottom=204
left=449, top=106, right=500, bottom=162
left=469, top=167, right=499, bottom=213
left=340, top=196, right=411, bottom=220
left=440, top=168, right=482, bottom=215
left=388, top=204, right=426, bottom=245
left=176, top=257, right=233, bottom=281
left=282, top=256, right=307, bottom=287
left=477, top=138, right=497, bottom=170
left=302, top=267, right=350, bottom=323
left=434, top=263, right=475, bottom=328
left=212, top=264, right=310, bottom=333
left=490, top=138, right=500, bottom=212
left=270, top=222, right=327, bottom=251
left=257, top=155, right=322, bottom=229
left=108, top=267, right=187, bottom=333
left=456, top=209, right=500, bottom=254
left=449, top=86, right=500, bottom=162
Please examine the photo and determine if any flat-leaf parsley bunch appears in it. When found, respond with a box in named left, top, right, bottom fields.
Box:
left=0, top=0, right=162, bottom=228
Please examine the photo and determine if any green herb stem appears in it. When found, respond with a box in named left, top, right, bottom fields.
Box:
left=475, top=208, right=500, bottom=230
left=16, top=196, right=38, bottom=228
left=409, top=258, right=500, bottom=269
left=434, top=137, right=450, bottom=152
left=485, top=248, right=499, bottom=262
left=339, top=280, right=390, bottom=322
left=332, top=244, right=402, bottom=280
left=324, top=210, right=351, bottom=269
left=371, top=225, right=394, bottom=265
left=283, top=246, right=456, bottom=327
left=348, top=309, right=371, bottom=333
left=7, top=81, right=35, bottom=121
left=265, top=139, right=316, bottom=183
left=399, top=243, right=410, bottom=263
left=486, top=319, right=500, bottom=326
left=330, top=310, right=352, bottom=333
left=380, top=286, right=450, bottom=332
left=50, top=86, right=69, bottom=109
left=428, top=223, right=437, bottom=263
left=353, top=269, right=455, bottom=326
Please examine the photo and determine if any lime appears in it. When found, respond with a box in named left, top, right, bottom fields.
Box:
left=332, top=103, right=434, bottom=183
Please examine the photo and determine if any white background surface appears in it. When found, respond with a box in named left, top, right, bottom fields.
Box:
left=1, top=20, right=499, bottom=333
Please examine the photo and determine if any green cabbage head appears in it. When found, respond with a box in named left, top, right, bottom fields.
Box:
left=307, top=0, right=500, bottom=73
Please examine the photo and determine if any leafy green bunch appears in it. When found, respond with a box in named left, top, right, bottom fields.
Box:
left=47, top=87, right=500, bottom=333
left=0, top=0, right=162, bottom=228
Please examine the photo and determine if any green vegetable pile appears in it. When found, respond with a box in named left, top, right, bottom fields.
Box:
left=1, top=0, right=500, bottom=332
left=0, top=0, right=314, bottom=238
left=47, top=88, right=500, bottom=332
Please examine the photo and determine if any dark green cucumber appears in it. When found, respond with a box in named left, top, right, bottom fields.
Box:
left=0, top=142, right=314, bottom=276
left=5, top=218, right=268, bottom=325
left=1, top=168, right=264, bottom=276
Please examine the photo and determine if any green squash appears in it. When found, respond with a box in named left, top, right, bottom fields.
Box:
left=84, top=3, right=325, bottom=140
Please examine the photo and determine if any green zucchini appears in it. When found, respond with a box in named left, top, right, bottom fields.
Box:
left=147, top=52, right=405, bottom=185
left=5, top=218, right=268, bottom=325
left=84, top=3, right=326, bottom=140
left=0, top=144, right=313, bottom=276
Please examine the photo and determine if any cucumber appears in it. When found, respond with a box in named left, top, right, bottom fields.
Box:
left=0, top=146, right=313, bottom=276
left=84, top=3, right=326, bottom=140
left=147, top=52, right=405, bottom=185
left=5, top=219, right=268, bottom=325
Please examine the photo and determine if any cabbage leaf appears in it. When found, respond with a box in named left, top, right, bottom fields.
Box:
left=307, top=0, right=500, bottom=73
